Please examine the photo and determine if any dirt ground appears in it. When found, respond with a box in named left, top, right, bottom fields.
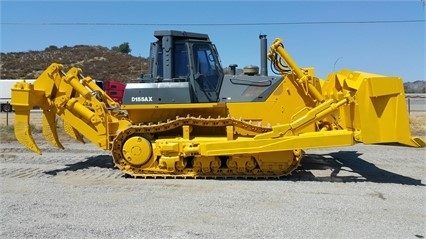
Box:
left=0, top=110, right=425, bottom=238
left=0, top=139, right=425, bottom=238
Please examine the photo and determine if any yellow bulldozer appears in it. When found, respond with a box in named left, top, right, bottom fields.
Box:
left=11, top=30, right=425, bottom=178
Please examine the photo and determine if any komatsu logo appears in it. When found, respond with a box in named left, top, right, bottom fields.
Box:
left=131, top=96, right=153, bottom=102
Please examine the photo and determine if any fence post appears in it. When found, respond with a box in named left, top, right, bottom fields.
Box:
left=407, top=97, right=411, bottom=115
left=6, top=101, right=9, bottom=126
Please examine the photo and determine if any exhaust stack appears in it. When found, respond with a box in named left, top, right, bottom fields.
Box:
left=259, top=34, right=268, bottom=76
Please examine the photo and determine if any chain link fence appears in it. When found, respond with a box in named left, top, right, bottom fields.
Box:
left=406, top=94, right=426, bottom=113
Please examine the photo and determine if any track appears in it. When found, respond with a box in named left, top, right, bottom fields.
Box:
left=110, top=115, right=303, bottom=178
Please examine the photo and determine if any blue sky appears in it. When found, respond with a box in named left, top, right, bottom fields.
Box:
left=1, top=1, right=425, bottom=82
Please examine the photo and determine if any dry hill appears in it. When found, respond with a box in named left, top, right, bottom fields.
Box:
left=1, top=45, right=148, bottom=82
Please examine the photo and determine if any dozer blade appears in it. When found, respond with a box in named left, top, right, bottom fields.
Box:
left=42, top=110, right=64, bottom=149
left=411, top=137, right=426, bottom=148
left=63, top=122, right=85, bottom=143
left=14, top=110, right=41, bottom=155
left=356, top=75, right=425, bottom=148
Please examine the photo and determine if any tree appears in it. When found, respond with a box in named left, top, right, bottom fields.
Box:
left=112, top=42, right=131, bottom=54
left=45, top=45, right=58, bottom=51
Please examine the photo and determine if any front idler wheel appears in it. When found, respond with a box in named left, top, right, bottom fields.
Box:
left=122, top=136, right=153, bottom=166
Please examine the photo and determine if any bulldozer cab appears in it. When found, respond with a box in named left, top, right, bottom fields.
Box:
left=134, top=30, right=224, bottom=104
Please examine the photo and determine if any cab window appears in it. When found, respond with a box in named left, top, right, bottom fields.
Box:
left=193, top=44, right=220, bottom=91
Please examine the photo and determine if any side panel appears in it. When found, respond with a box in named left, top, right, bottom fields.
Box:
left=219, top=75, right=282, bottom=102
left=226, top=73, right=317, bottom=133
left=122, top=82, right=193, bottom=105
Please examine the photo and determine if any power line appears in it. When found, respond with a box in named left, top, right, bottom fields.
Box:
left=1, top=20, right=425, bottom=26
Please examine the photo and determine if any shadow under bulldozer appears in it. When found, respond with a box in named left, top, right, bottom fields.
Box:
left=292, top=151, right=424, bottom=186
left=43, top=150, right=424, bottom=186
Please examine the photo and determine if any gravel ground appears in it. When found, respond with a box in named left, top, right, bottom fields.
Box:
left=0, top=138, right=425, bottom=239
